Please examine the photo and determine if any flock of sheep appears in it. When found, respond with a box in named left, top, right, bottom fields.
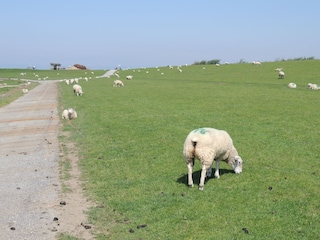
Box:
left=58, top=61, right=319, bottom=191
left=273, top=67, right=319, bottom=90
left=60, top=71, right=133, bottom=120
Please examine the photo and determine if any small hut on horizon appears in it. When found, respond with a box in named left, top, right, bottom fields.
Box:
left=50, top=63, right=61, bottom=70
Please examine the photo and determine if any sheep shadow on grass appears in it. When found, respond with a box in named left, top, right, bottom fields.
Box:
left=177, top=168, right=234, bottom=187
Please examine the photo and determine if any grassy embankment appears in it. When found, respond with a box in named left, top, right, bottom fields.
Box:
left=1, top=61, right=320, bottom=239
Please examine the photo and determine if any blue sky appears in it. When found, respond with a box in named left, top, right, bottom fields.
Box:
left=1, top=0, right=319, bottom=69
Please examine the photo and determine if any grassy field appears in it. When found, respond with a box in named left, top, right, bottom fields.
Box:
left=0, top=79, right=39, bottom=107
left=2, top=60, right=320, bottom=239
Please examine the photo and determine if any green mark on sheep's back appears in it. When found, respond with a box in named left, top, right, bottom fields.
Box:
left=193, top=128, right=208, bottom=134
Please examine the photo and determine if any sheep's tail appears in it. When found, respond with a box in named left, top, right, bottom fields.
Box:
left=191, top=137, right=198, bottom=147
left=184, top=137, right=198, bottom=161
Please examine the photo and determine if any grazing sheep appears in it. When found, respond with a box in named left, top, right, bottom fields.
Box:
left=183, top=127, right=243, bottom=191
left=73, top=84, right=83, bottom=96
left=308, top=83, right=318, bottom=90
left=278, top=71, right=285, bottom=79
left=113, top=79, right=124, bottom=87
left=62, top=108, right=77, bottom=120
left=126, top=75, right=133, bottom=80
left=274, top=68, right=283, bottom=72
left=178, top=69, right=182, bottom=73
left=288, top=83, right=297, bottom=89
left=65, top=79, right=70, bottom=85
left=252, top=61, right=261, bottom=65
left=22, top=89, right=28, bottom=94
left=215, top=63, right=220, bottom=67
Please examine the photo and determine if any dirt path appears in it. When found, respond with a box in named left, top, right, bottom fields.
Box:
left=0, top=81, right=94, bottom=239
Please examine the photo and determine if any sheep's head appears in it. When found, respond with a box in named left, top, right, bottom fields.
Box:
left=67, top=108, right=74, bottom=119
left=232, top=156, right=243, bottom=174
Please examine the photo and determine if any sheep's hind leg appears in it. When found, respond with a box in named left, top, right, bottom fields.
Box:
left=187, top=161, right=194, bottom=188
left=199, top=165, right=208, bottom=191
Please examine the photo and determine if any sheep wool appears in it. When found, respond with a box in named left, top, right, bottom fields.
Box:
left=73, top=84, right=83, bottom=96
left=308, top=83, right=318, bottom=90
left=278, top=71, right=285, bottom=79
left=62, top=108, right=77, bottom=120
left=183, top=127, right=243, bottom=191
left=113, top=80, right=124, bottom=87
left=288, top=83, right=297, bottom=89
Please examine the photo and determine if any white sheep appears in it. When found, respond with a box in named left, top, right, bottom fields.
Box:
left=288, top=83, right=297, bottom=89
left=183, top=127, right=243, bottom=191
left=308, top=83, right=318, bottom=90
left=62, top=108, right=77, bottom=120
left=73, top=84, right=83, bottom=96
left=215, top=63, right=220, bottom=67
left=113, top=79, right=124, bottom=87
left=278, top=71, right=285, bottom=79
left=252, top=61, right=261, bottom=65
left=126, top=75, right=133, bottom=80
left=22, top=89, right=28, bottom=94
left=65, top=79, right=70, bottom=85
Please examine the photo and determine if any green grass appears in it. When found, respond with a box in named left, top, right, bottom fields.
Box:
left=0, top=79, right=39, bottom=107
left=2, top=60, right=320, bottom=239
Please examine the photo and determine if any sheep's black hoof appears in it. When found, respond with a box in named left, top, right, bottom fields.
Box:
left=198, top=185, right=204, bottom=191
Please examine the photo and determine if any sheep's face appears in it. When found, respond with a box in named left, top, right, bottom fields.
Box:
left=232, top=156, right=242, bottom=174
left=68, top=108, right=74, bottom=114
left=67, top=108, right=74, bottom=119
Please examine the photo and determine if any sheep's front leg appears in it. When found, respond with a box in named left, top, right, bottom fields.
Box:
left=214, top=160, right=220, bottom=179
left=199, top=165, right=208, bottom=191
left=187, top=161, right=194, bottom=188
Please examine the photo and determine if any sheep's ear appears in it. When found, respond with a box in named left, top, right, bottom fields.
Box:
left=235, top=156, right=243, bottom=163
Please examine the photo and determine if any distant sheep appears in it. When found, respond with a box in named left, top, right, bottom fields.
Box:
left=288, top=83, right=297, bottom=89
left=73, top=84, right=83, bottom=96
left=62, top=108, right=77, bottom=120
left=278, top=71, right=285, bottom=79
left=22, top=89, right=28, bottom=94
left=183, top=127, right=243, bottom=191
left=126, top=75, right=133, bottom=80
left=113, top=79, right=124, bottom=87
left=252, top=61, right=261, bottom=65
left=308, top=83, right=318, bottom=90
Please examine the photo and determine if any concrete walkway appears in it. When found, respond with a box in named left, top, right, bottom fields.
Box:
left=0, top=81, right=60, bottom=239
